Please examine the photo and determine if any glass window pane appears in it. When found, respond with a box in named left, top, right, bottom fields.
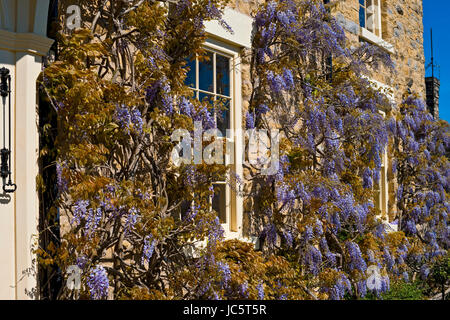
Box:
left=212, top=183, right=227, bottom=224
left=199, top=92, right=214, bottom=105
left=216, top=54, right=230, bottom=97
left=216, top=98, right=230, bottom=136
left=180, top=200, right=192, bottom=220
left=185, top=57, right=196, bottom=88
left=199, top=51, right=214, bottom=93
left=359, top=4, right=366, bottom=28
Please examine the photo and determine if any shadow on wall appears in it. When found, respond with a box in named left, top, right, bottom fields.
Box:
left=0, top=192, right=11, bottom=204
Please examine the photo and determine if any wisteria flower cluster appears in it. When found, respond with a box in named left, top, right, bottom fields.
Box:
left=87, top=265, right=109, bottom=300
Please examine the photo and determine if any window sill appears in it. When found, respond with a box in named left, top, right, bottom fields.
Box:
left=362, top=76, right=395, bottom=104
left=375, top=216, right=399, bottom=233
left=360, top=27, right=395, bottom=54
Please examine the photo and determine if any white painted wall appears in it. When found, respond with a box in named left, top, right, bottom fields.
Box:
left=0, top=0, right=53, bottom=300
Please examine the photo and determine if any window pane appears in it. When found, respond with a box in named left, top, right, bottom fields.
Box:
left=212, top=183, right=227, bottom=223
left=199, top=92, right=214, bottom=105
left=199, top=51, right=214, bottom=93
left=185, top=57, right=196, bottom=88
left=380, top=166, right=386, bottom=216
left=180, top=200, right=192, bottom=220
left=216, top=54, right=230, bottom=97
left=216, top=98, right=230, bottom=136
left=359, top=6, right=366, bottom=28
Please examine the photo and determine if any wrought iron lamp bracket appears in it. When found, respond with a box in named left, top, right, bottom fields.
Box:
left=0, top=67, right=16, bottom=193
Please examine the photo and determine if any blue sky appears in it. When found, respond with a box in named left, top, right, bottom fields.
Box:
left=423, top=0, right=449, bottom=122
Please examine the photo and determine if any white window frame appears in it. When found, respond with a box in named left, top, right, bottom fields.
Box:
left=361, top=77, right=393, bottom=220
left=202, top=8, right=252, bottom=241
left=364, top=77, right=393, bottom=220
left=188, top=38, right=244, bottom=240
left=358, top=0, right=395, bottom=54
left=374, top=111, right=389, bottom=220
left=359, top=0, right=382, bottom=37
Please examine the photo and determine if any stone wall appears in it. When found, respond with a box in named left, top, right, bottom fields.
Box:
left=230, top=0, right=426, bottom=102
left=226, top=0, right=426, bottom=229
left=332, top=0, right=425, bottom=219
left=334, top=0, right=425, bottom=102
left=229, top=0, right=260, bottom=15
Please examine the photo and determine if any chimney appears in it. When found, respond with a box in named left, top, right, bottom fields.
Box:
left=425, top=76, right=440, bottom=119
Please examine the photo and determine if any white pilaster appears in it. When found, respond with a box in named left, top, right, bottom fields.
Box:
left=0, top=0, right=53, bottom=300
left=14, top=52, right=42, bottom=299
left=0, top=51, right=16, bottom=300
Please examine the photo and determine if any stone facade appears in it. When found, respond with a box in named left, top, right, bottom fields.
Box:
left=230, top=0, right=426, bottom=103
left=222, top=0, right=426, bottom=233
left=331, top=0, right=425, bottom=220
left=333, top=0, right=425, bottom=103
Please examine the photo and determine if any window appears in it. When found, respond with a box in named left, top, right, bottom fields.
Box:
left=186, top=50, right=231, bottom=136
left=185, top=43, right=241, bottom=236
left=374, top=152, right=388, bottom=219
left=374, top=110, right=389, bottom=220
left=212, top=182, right=227, bottom=224
left=359, top=0, right=382, bottom=38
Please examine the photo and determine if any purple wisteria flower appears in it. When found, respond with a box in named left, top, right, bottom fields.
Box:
left=256, top=282, right=265, bottom=300
left=217, top=261, right=231, bottom=286
left=208, top=217, right=225, bottom=245
left=357, top=280, right=367, bottom=298
left=85, top=207, right=102, bottom=237
left=87, top=265, right=109, bottom=300
left=329, top=274, right=352, bottom=300
left=205, top=0, right=233, bottom=34
left=75, top=255, right=88, bottom=270
left=239, top=281, right=249, bottom=298
left=420, top=264, right=430, bottom=280
left=179, top=96, right=194, bottom=117
left=124, top=207, right=140, bottom=235
left=346, top=241, right=367, bottom=273
left=304, top=245, right=322, bottom=276
left=142, top=235, right=157, bottom=265
left=283, top=69, right=294, bottom=89
left=115, top=105, right=144, bottom=134
left=56, top=161, right=68, bottom=193
left=283, top=230, right=293, bottom=247
left=146, top=79, right=174, bottom=114
left=375, top=224, right=386, bottom=240
left=362, top=168, right=373, bottom=189
left=405, top=220, right=417, bottom=234
left=266, top=71, right=290, bottom=94
left=257, top=104, right=270, bottom=115
left=402, top=272, right=409, bottom=282
left=72, top=199, right=90, bottom=226
left=246, top=111, right=255, bottom=129
left=383, top=247, right=395, bottom=271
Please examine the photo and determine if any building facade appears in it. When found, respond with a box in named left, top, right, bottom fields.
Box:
left=202, top=0, right=426, bottom=240
left=0, top=0, right=426, bottom=299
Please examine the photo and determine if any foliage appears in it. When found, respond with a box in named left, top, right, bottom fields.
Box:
left=363, top=280, right=424, bottom=300
left=36, top=0, right=449, bottom=300
left=388, top=95, right=450, bottom=287
left=245, top=0, right=401, bottom=299
left=428, top=252, right=450, bottom=299
left=38, top=0, right=237, bottom=300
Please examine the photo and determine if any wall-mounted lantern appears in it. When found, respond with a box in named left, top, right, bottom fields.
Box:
left=0, top=67, right=16, bottom=193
